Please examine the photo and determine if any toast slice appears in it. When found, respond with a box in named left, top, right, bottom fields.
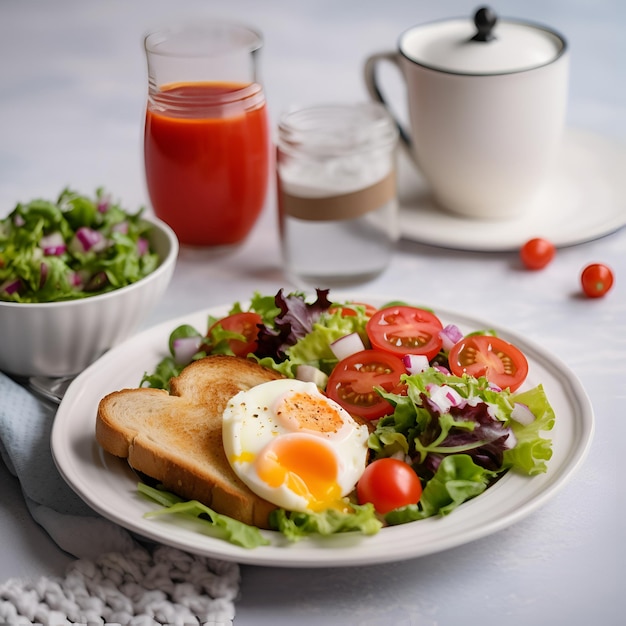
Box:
left=95, top=355, right=284, bottom=529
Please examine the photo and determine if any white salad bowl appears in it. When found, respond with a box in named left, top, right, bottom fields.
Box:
left=0, top=216, right=178, bottom=378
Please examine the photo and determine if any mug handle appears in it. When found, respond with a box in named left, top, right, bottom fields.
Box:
left=363, top=51, right=413, bottom=158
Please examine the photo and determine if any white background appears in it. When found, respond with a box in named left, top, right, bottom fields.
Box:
left=1, top=1, right=624, bottom=624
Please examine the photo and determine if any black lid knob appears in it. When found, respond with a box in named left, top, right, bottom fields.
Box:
left=471, top=6, right=498, bottom=42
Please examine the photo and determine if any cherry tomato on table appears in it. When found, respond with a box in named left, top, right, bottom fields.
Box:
left=520, top=238, right=556, bottom=270
left=448, top=335, right=528, bottom=392
left=326, top=349, right=406, bottom=420
left=357, top=458, right=423, bottom=515
left=581, top=263, right=614, bottom=298
left=366, top=306, right=444, bottom=361
left=206, top=311, right=262, bottom=358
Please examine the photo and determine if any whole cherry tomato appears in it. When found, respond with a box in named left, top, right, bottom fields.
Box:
left=520, top=238, right=556, bottom=270
left=357, top=458, right=422, bottom=514
left=581, top=263, right=614, bottom=298
left=206, top=311, right=262, bottom=357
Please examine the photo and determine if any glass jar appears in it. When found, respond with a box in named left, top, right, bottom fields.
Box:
left=276, top=103, right=399, bottom=287
left=144, top=21, right=269, bottom=249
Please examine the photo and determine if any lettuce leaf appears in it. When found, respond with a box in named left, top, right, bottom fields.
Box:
left=504, top=384, right=555, bottom=475
left=246, top=291, right=283, bottom=325
left=138, top=483, right=381, bottom=546
left=138, top=483, right=270, bottom=549
left=385, top=454, right=497, bottom=524
left=371, top=368, right=554, bottom=479
left=269, top=502, right=382, bottom=541
left=254, top=288, right=332, bottom=361
left=251, top=304, right=370, bottom=377
left=142, top=289, right=372, bottom=388
left=367, top=368, right=555, bottom=523
left=287, top=317, right=368, bottom=372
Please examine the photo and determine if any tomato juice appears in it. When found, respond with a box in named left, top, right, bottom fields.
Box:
left=144, top=81, right=269, bottom=247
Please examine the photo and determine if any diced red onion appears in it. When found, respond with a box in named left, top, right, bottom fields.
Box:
left=390, top=450, right=412, bottom=464
left=40, top=231, right=64, bottom=247
left=295, top=364, right=329, bottom=389
left=76, top=269, right=90, bottom=285
left=463, top=395, right=481, bottom=408
left=97, top=196, right=111, bottom=213
left=39, top=232, right=66, bottom=256
left=503, top=429, right=518, bottom=450
left=39, top=262, right=48, bottom=288
left=68, top=271, right=83, bottom=288
left=136, top=237, right=149, bottom=256
left=172, top=336, right=203, bottom=364
left=510, top=403, right=535, bottom=426
left=402, top=353, right=429, bottom=374
left=439, top=324, right=463, bottom=351
left=433, top=363, right=451, bottom=375
left=330, top=332, right=365, bottom=361
left=486, top=404, right=502, bottom=421
left=426, top=383, right=463, bottom=413
left=1, top=278, right=21, bottom=295
left=43, top=244, right=67, bottom=256
left=72, top=227, right=107, bottom=253
left=112, top=221, right=129, bottom=235
left=13, top=214, right=25, bottom=227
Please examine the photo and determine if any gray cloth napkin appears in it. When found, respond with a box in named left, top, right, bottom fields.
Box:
left=0, top=372, right=136, bottom=559
left=0, top=372, right=239, bottom=625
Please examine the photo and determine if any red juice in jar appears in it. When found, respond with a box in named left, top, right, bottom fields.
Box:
left=144, top=81, right=269, bottom=247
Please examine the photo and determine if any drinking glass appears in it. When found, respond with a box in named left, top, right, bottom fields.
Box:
left=144, top=21, right=269, bottom=248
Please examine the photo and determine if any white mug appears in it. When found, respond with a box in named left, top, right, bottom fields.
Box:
left=364, top=7, right=569, bottom=219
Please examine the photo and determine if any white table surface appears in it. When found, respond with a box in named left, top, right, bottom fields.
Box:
left=1, top=1, right=625, bottom=624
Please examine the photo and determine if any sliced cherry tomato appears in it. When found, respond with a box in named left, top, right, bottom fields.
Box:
left=329, top=302, right=378, bottom=318
left=366, top=306, right=443, bottom=361
left=581, top=263, right=614, bottom=298
left=520, top=237, right=556, bottom=270
left=357, top=458, right=422, bottom=514
left=326, top=349, right=406, bottom=420
left=206, top=311, right=262, bottom=358
left=448, top=335, right=528, bottom=392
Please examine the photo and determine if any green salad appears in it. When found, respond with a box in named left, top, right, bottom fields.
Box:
left=137, top=289, right=556, bottom=549
left=0, top=187, right=159, bottom=303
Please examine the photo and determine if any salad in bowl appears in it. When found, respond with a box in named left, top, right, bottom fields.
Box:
left=0, top=187, right=178, bottom=377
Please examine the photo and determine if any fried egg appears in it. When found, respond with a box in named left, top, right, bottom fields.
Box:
left=222, top=378, right=370, bottom=513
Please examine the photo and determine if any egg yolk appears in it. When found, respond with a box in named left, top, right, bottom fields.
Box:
left=255, top=435, right=344, bottom=512
left=274, top=390, right=345, bottom=434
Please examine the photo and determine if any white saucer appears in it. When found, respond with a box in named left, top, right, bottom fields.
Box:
left=398, top=128, right=626, bottom=251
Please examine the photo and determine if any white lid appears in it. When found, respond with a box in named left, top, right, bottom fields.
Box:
left=400, top=7, right=566, bottom=75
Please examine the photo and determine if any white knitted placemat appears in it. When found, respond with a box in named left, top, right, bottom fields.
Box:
left=0, top=545, right=238, bottom=626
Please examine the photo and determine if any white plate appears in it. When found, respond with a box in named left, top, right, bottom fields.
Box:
left=51, top=300, right=594, bottom=568
left=398, top=128, right=626, bottom=251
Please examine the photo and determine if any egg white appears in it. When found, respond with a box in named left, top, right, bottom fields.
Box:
left=222, top=378, right=370, bottom=513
